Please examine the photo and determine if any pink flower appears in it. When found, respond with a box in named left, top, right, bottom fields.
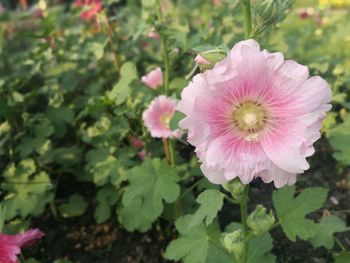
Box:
left=194, top=54, right=211, bottom=65
left=298, top=8, right=309, bottom=19
left=75, top=0, right=102, bottom=20
left=0, top=4, right=5, bottom=14
left=143, top=96, right=183, bottom=139
left=141, top=67, right=163, bottom=89
left=138, top=150, right=148, bottom=160
left=147, top=29, right=160, bottom=39
left=131, top=137, right=144, bottom=149
left=34, top=9, right=43, bottom=18
left=0, top=229, right=44, bottom=263
left=177, top=39, right=331, bottom=187
left=212, top=0, right=221, bottom=6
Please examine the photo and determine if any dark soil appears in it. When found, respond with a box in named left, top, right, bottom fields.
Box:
left=25, top=139, right=350, bottom=263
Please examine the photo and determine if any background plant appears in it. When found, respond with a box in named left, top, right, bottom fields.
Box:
left=0, top=0, right=349, bottom=262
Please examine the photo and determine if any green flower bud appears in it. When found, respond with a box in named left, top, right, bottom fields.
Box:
left=223, top=178, right=245, bottom=201
left=256, top=0, right=280, bottom=24
left=247, top=205, right=275, bottom=236
left=253, top=0, right=283, bottom=36
left=220, top=229, right=244, bottom=259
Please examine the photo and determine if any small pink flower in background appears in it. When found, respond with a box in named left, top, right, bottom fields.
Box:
left=194, top=54, right=211, bottom=65
left=0, top=4, right=5, bottom=14
left=34, top=9, right=43, bottom=18
left=212, top=0, right=221, bottom=6
left=177, top=39, right=331, bottom=188
left=0, top=229, right=44, bottom=263
left=143, top=96, right=183, bottom=139
left=131, top=137, right=144, bottom=150
left=141, top=67, right=163, bottom=89
left=147, top=29, right=160, bottom=40
left=298, top=8, right=309, bottom=19
left=138, top=150, right=148, bottom=160
left=75, top=0, right=102, bottom=20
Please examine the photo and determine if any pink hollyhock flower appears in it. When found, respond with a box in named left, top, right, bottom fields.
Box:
left=75, top=0, right=102, bottom=20
left=194, top=54, right=211, bottom=65
left=131, top=137, right=144, bottom=150
left=141, top=68, right=163, bottom=89
left=177, top=39, right=331, bottom=187
left=147, top=29, right=160, bottom=40
left=143, top=96, right=183, bottom=139
left=212, top=0, right=221, bottom=6
left=0, top=229, right=44, bottom=263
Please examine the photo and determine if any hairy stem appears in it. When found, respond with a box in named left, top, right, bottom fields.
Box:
left=240, top=185, right=249, bottom=263
left=156, top=0, right=170, bottom=95
left=156, top=0, right=175, bottom=167
left=243, top=0, right=252, bottom=39
left=162, top=138, right=171, bottom=163
left=168, top=139, right=175, bottom=166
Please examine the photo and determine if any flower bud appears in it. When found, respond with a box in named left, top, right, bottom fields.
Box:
left=194, top=55, right=211, bottom=65
left=247, top=205, right=275, bottom=236
left=220, top=229, right=244, bottom=259
left=222, top=178, right=245, bottom=201
left=194, top=49, right=227, bottom=70
left=253, top=0, right=283, bottom=36
left=256, top=0, right=280, bottom=22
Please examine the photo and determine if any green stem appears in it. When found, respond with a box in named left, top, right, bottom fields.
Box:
left=169, top=139, right=175, bottom=166
left=178, top=178, right=204, bottom=200
left=223, top=194, right=239, bottom=205
left=19, top=253, right=25, bottom=263
left=102, top=11, right=120, bottom=74
left=156, top=0, right=174, bottom=167
left=156, top=0, right=170, bottom=95
left=239, top=185, right=249, bottom=263
left=243, top=0, right=252, bottom=39
left=335, top=237, right=346, bottom=251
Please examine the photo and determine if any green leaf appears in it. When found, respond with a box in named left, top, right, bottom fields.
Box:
left=334, top=252, right=350, bottom=263
left=53, top=259, right=73, bottom=263
left=169, top=111, right=186, bottom=130
left=328, top=115, right=350, bottom=165
left=25, top=259, right=41, bottom=263
left=247, top=233, right=276, bottom=263
left=117, top=197, right=154, bottom=232
left=189, top=189, right=224, bottom=228
left=40, top=146, right=82, bottom=167
left=17, top=120, right=54, bottom=157
left=107, top=62, right=137, bottom=105
left=85, top=148, right=120, bottom=186
left=165, top=215, right=232, bottom=263
left=2, top=160, right=53, bottom=220
left=94, top=185, right=119, bottom=224
left=118, top=158, right=180, bottom=232
left=309, top=215, right=348, bottom=249
left=59, top=195, right=88, bottom=218
left=273, top=186, right=328, bottom=241
left=90, top=42, right=105, bottom=60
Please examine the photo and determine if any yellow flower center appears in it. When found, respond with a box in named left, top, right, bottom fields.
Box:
left=160, top=113, right=172, bottom=128
left=231, top=101, right=267, bottom=141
